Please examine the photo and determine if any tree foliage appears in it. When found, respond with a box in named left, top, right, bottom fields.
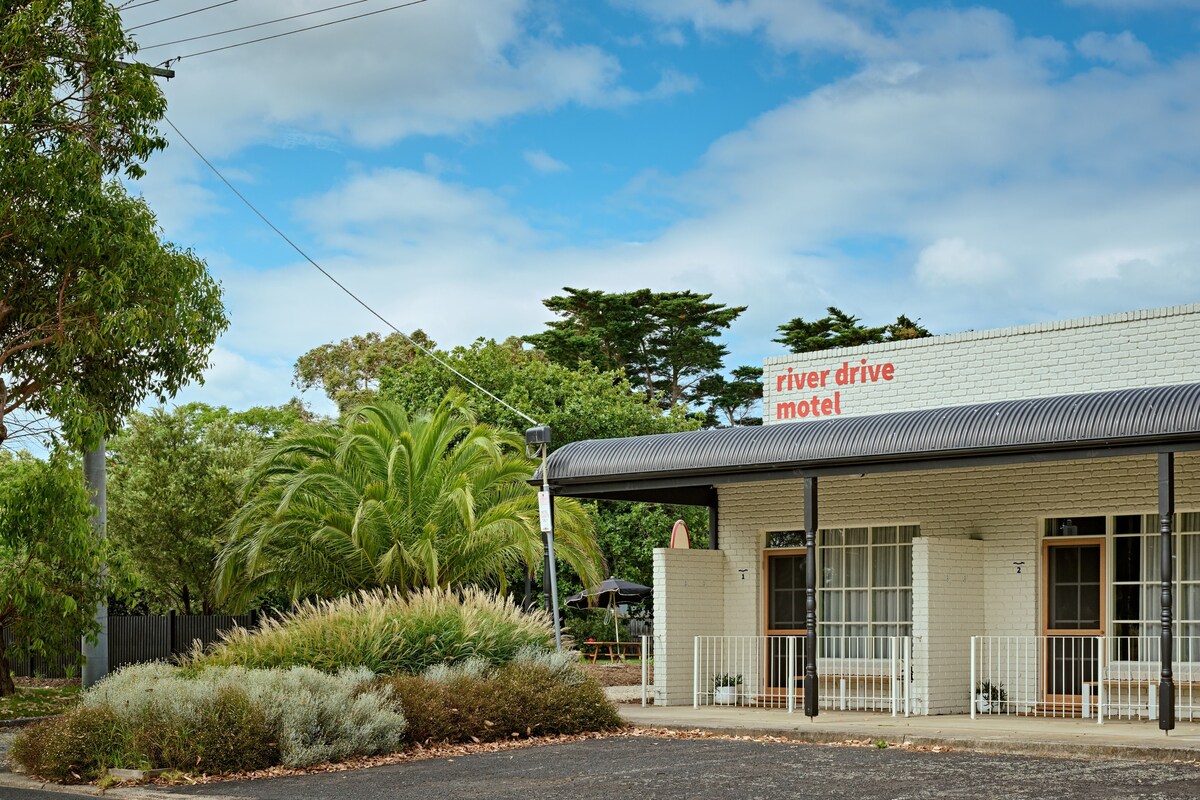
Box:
left=524, top=288, right=746, bottom=407
left=0, top=0, right=227, bottom=449
left=107, top=406, right=264, bottom=615
left=215, top=397, right=605, bottom=609
left=293, top=330, right=434, bottom=413
left=378, top=337, right=698, bottom=447
left=774, top=307, right=931, bottom=353
left=586, top=502, right=709, bottom=591
left=697, top=365, right=764, bottom=427
left=0, top=451, right=102, bottom=696
left=176, top=400, right=318, bottom=440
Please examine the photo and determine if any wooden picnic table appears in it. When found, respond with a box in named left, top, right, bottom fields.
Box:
left=581, top=640, right=641, bottom=663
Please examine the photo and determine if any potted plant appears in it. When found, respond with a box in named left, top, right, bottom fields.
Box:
left=713, top=673, right=743, bottom=705
left=975, top=680, right=1007, bottom=714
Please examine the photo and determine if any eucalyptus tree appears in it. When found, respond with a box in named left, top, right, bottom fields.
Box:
left=216, top=396, right=604, bottom=608
left=1, top=0, right=226, bottom=450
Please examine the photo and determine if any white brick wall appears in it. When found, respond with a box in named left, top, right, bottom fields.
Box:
left=763, top=304, right=1200, bottom=423
left=647, top=451, right=1200, bottom=714
left=653, top=548, right=725, bottom=706
left=914, top=537, right=984, bottom=715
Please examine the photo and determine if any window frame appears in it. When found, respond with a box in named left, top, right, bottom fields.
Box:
left=762, top=523, right=917, bottom=644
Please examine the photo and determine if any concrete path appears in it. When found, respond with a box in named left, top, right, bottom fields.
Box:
left=619, top=703, right=1200, bottom=762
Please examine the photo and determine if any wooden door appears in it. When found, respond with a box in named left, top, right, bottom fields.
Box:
left=1043, top=539, right=1104, bottom=710
left=764, top=549, right=806, bottom=701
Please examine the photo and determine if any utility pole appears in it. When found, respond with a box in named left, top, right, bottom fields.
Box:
left=81, top=442, right=108, bottom=688
left=80, top=58, right=175, bottom=688
left=526, top=425, right=562, bottom=650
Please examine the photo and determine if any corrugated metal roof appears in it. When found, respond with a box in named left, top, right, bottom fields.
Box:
left=542, top=383, right=1200, bottom=489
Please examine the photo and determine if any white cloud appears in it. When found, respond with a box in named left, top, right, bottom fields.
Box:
left=1076, top=31, right=1154, bottom=68
left=624, top=0, right=885, bottom=56
left=144, top=2, right=1200, bottom=414
left=523, top=149, right=570, bottom=173
left=127, top=0, right=675, bottom=157
left=1064, top=0, right=1200, bottom=9
left=915, top=239, right=1010, bottom=287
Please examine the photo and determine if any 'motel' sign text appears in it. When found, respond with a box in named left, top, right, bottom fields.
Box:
left=775, top=359, right=895, bottom=420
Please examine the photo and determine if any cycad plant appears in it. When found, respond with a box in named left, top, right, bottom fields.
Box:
left=215, top=395, right=603, bottom=608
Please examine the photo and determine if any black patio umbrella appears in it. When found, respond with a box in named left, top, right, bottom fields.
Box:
left=565, top=577, right=652, bottom=644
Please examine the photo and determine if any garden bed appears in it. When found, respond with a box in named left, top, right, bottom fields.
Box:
left=8, top=590, right=624, bottom=785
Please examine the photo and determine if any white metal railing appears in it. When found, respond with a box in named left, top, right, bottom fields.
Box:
left=969, top=636, right=1200, bottom=723
left=640, top=634, right=651, bottom=706
left=693, top=635, right=911, bottom=715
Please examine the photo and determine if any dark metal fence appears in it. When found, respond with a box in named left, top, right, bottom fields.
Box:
left=4, top=612, right=257, bottom=679
left=1, top=630, right=80, bottom=680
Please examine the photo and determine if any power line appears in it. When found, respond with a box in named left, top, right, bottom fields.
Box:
left=162, top=115, right=541, bottom=428
left=119, top=0, right=166, bottom=9
left=141, top=0, right=429, bottom=60
left=139, top=0, right=370, bottom=50
left=126, top=0, right=239, bottom=31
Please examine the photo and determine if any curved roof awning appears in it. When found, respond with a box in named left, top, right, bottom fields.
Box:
left=537, top=383, right=1200, bottom=504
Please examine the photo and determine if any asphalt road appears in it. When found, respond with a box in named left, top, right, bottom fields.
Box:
left=156, top=736, right=1200, bottom=800
left=4, top=736, right=1200, bottom=799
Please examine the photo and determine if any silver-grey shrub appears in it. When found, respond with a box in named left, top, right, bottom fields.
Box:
left=84, top=662, right=406, bottom=768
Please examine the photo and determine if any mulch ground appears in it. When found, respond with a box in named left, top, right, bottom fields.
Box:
left=581, top=662, right=648, bottom=687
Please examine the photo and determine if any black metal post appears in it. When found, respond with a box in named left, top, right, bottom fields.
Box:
left=803, top=476, right=819, bottom=718
left=708, top=503, right=719, bottom=550
left=1159, top=451, right=1175, bottom=732
left=167, top=609, right=177, bottom=659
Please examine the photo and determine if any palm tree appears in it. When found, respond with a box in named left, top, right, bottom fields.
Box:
left=215, top=395, right=604, bottom=608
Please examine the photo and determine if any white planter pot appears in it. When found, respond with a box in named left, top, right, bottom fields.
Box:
left=714, top=685, right=738, bottom=705
left=975, top=693, right=991, bottom=714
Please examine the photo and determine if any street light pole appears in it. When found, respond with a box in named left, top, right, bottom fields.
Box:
left=526, top=425, right=562, bottom=651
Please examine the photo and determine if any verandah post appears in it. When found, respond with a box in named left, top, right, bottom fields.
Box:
left=803, top=476, right=819, bottom=718
left=1159, top=451, right=1175, bottom=732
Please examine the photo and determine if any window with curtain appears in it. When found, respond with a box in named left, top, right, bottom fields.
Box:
left=818, top=525, right=915, bottom=656
left=1108, top=513, right=1200, bottom=661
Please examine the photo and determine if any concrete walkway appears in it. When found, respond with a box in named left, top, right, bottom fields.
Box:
left=617, top=702, right=1200, bottom=763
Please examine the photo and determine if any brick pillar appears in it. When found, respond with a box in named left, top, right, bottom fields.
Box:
left=912, top=536, right=985, bottom=715
left=653, top=548, right=725, bottom=706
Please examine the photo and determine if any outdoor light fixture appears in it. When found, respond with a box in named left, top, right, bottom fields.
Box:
left=525, top=424, right=551, bottom=457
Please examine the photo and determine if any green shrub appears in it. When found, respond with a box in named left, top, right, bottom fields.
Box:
left=195, top=587, right=559, bottom=675
left=390, top=649, right=623, bottom=746
left=9, top=705, right=128, bottom=783
left=129, top=685, right=278, bottom=774
left=12, top=662, right=407, bottom=780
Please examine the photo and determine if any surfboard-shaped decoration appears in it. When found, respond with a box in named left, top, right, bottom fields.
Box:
left=669, top=519, right=691, bottom=549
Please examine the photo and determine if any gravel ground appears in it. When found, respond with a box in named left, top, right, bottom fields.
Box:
left=153, top=735, right=1200, bottom=800
left=0, top=731, right=14, bottom=771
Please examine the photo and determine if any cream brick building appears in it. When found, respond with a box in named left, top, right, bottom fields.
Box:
left=545, top=305, right=1200, bottom=724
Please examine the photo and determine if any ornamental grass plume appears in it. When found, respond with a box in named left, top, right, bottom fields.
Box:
left=192, top=586, right=561, bottom=675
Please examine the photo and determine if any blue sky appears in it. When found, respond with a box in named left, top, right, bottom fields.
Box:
left=116, top=0, right=1200, bottom=418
